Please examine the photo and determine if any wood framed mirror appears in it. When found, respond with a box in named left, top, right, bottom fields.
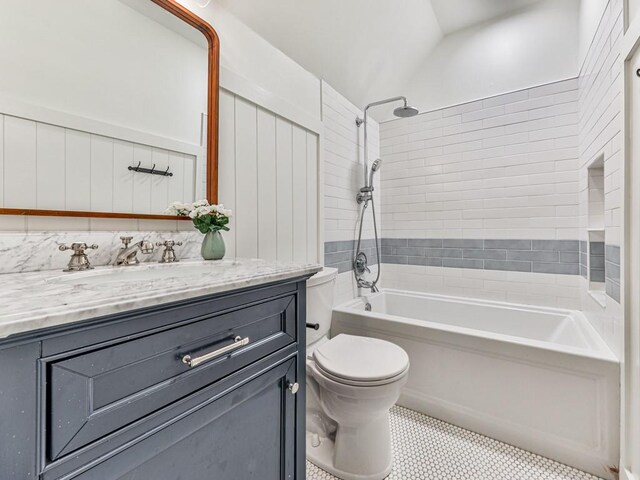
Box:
left=0, top=0, right=219, bottom=221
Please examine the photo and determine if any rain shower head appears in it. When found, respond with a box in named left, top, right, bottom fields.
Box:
left=393, top=105, right=419, bottom=118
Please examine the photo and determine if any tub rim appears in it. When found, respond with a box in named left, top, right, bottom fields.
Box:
left=333, top=288, right=618, bottom=364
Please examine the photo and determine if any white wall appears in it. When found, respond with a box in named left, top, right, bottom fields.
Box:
left=579, top=0, right=610, bottom=69
left=0, top=0, right=207, bottom=146
left=402, top=0, right=580, bottom=118
left=177, top=0, right=321, bottom=122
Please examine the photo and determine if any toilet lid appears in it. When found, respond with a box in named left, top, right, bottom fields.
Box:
left=312, top=334, right=409, bottom=384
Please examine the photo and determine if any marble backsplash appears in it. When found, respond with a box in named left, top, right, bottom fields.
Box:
left=0, top=230, right=206, bottom=274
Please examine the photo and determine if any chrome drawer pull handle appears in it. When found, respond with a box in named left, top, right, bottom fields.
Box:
left=182, top=336, right=249, bottom=368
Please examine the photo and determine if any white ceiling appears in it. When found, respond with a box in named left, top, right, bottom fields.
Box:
left=211, top=0, right=546, bottom=114
left=430, top=0, right=542, bottom=35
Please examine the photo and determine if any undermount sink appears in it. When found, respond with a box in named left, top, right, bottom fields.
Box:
left=48, top=261, right=235, bottom=286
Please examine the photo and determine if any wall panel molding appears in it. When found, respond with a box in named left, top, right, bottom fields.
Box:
left=218, top=91, right=320, bottom=264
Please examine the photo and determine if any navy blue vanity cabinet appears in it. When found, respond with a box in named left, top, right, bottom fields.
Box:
left=0, top=277, right=309, bottom=480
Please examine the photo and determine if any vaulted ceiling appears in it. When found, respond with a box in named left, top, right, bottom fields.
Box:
left=211, top=0, right=552, bottom=113
left=430, top=0, right=542, bottom=34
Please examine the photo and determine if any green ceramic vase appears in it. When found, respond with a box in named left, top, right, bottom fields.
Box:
left=201, top=231, right=225, bottom=260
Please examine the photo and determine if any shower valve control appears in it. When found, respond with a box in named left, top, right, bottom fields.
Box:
left=354, top=251, right=370, bottom=277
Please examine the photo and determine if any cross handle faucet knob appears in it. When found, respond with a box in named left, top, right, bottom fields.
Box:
left=156, top=240, right=183, bottom=248
left=58, top=243, right=99, bottom=254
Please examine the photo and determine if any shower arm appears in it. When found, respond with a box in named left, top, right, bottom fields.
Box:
left=356, top=96, right=408, bottom=189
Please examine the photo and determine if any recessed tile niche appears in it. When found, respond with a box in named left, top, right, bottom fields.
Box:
left=587, top=155, right=605, bottom=303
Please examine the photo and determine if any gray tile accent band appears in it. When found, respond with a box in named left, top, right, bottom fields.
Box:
left=379, top=238, right=580, bottom=275
left=324, top=240, right=620, bottom=296
left=605, top=244, right=621, bottom=303
left=324, top=239, right=378, bottom=273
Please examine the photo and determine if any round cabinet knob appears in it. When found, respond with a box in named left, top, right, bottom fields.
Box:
left=288, top=382, right=299, bottom=395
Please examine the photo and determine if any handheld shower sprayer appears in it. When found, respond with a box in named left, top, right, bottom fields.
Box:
left=368, top=158, right=382, bottom=189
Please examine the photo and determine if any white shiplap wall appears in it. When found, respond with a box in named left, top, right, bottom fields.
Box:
left=218, top=88, right=319, bottom=264
left=0, top=82, right=321, bottom=271
left=0, top=113, right=198, bottom=215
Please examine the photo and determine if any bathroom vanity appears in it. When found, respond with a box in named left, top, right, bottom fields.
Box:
left=0, top=259, right=320, bottom=479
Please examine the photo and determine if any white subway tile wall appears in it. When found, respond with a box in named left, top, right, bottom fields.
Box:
left=372, top=79, right=583, bottom=310
left=578, top=0, right=623, bottom=248
left=379, top=78, right=580, bottom=240
left=577, top=0, right=624, bottom=355
left=322, top=81, right=380, bottom=243
left=382, top=263, right=582, bottom=310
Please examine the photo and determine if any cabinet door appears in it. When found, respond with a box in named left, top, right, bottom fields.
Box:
left=67, top=356, right=300, bottom=480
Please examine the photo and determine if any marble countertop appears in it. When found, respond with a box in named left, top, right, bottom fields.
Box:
left=0, top=258, right=322, bottom=339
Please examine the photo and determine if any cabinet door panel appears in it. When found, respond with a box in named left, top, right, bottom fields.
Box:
left=68, top=357, right=299, bottom=480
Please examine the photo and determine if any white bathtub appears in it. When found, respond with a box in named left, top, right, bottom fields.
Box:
left=332, top=289, right=619, bottom=479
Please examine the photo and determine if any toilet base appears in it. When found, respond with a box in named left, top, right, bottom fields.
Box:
left=306, top=414, right=393, bottom=480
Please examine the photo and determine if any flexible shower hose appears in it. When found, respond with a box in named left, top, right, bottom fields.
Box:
left=354, top=196, right=381, bottom=292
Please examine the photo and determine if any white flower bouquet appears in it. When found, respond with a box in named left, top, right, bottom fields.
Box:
left=166, top=200, right=232, bottom=235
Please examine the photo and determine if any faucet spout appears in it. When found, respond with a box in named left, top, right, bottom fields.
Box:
left=113, top=237, right=154, bottom=266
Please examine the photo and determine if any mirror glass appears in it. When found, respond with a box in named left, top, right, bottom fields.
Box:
left=0, top=0, right=209, bottom=217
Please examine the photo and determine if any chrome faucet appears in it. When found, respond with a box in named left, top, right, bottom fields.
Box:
left=113, top=236, right=154, bottom=266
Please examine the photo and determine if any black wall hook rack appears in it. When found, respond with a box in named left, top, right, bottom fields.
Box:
left=128, top=161, right=173, bottom=177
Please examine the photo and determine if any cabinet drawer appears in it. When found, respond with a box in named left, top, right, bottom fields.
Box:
left=46, top=293, right=297, bottom=462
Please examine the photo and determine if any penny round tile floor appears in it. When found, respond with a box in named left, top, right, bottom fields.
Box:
left=306, top=406, right=604, bottom=480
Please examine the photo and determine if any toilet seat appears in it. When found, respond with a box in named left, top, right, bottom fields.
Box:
left=312, top=334, right=409, bottom=387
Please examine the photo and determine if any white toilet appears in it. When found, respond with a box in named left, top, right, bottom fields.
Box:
left=305, top=268, right=410, bottom=480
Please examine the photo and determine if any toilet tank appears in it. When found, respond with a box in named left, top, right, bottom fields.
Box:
left=306, top=267, right=338, bottom=345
